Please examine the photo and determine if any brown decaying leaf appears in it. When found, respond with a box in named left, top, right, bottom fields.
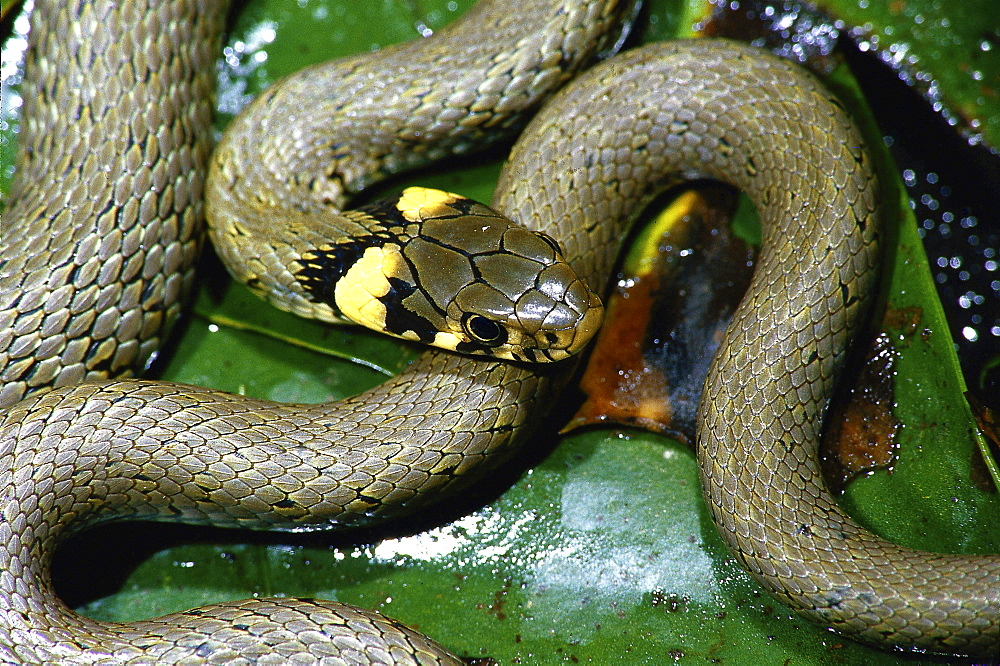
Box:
left=821, top=333, right=902, bottom=493
left=567, top=185, right=755, bottom=445
left=966, top=393, right=1000, bottom=493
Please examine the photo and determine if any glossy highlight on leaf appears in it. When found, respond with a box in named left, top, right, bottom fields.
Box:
left=825, top=0, right=1000, bottom=151
left=700, top=0, right=1000, bottom=151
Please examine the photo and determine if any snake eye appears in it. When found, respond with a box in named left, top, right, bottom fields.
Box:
left=462, top=313, right=506, bottom=346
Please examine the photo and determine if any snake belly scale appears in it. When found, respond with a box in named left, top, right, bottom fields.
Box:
left=0, top=0, right=997, bottom=664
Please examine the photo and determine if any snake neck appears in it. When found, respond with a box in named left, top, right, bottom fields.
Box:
left=203, top=0, right=637, bottom=330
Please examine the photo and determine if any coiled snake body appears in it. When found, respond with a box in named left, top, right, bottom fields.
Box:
left=1, top=0, right=997, bottom=662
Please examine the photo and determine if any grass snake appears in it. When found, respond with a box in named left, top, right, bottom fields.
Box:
left=1, top=0, right=998, bottom=661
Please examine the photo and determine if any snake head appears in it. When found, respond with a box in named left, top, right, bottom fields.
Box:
left=441, top=223, right=605, bottom=363
left=317, top=187, right=604, bottom=362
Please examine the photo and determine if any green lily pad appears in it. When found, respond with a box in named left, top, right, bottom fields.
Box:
left=2, top=0, right=997, bottom=663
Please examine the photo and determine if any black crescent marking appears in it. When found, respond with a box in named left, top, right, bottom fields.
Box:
left=353, top=196, right=415, bottom=233
left=296, top=238, right=376, bottom=311
left=380, top=276, right=438, bottom=344
left=298, top=192, right=510, bottom=344
left=295, top=194, right=422, bottom=308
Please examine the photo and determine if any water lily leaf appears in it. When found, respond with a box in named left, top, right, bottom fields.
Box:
left=188, top=259, right=421, bottom=380
left=698, top=0, right=1000, bottom=151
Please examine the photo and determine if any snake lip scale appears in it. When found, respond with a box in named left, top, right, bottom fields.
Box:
left=1, top=0, right=998, bottom=662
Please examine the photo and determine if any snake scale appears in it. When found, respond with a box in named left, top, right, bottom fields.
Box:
left=1, top=0, right=997, bottom=662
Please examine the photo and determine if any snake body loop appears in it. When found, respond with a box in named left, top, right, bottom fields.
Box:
left=1, top=0, right=998, bottom=662
left=0, top=0, right=220, bottom=410
left=499, top=42, right=999, bottom=655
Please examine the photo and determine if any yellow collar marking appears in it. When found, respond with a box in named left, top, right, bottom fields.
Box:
left=333, top=245, right=402, bottom=330
left=396, top=186, right=464, bottom=222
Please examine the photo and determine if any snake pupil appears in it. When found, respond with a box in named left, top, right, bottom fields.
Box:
left=463, top=314, right=504, bottom=345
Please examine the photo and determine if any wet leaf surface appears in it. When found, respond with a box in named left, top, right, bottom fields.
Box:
left=827, top=0, right=1000, bottom=152
left=702, top=0, right=1000, bottom=151
left=968, top=394, right=1000, bottom=493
